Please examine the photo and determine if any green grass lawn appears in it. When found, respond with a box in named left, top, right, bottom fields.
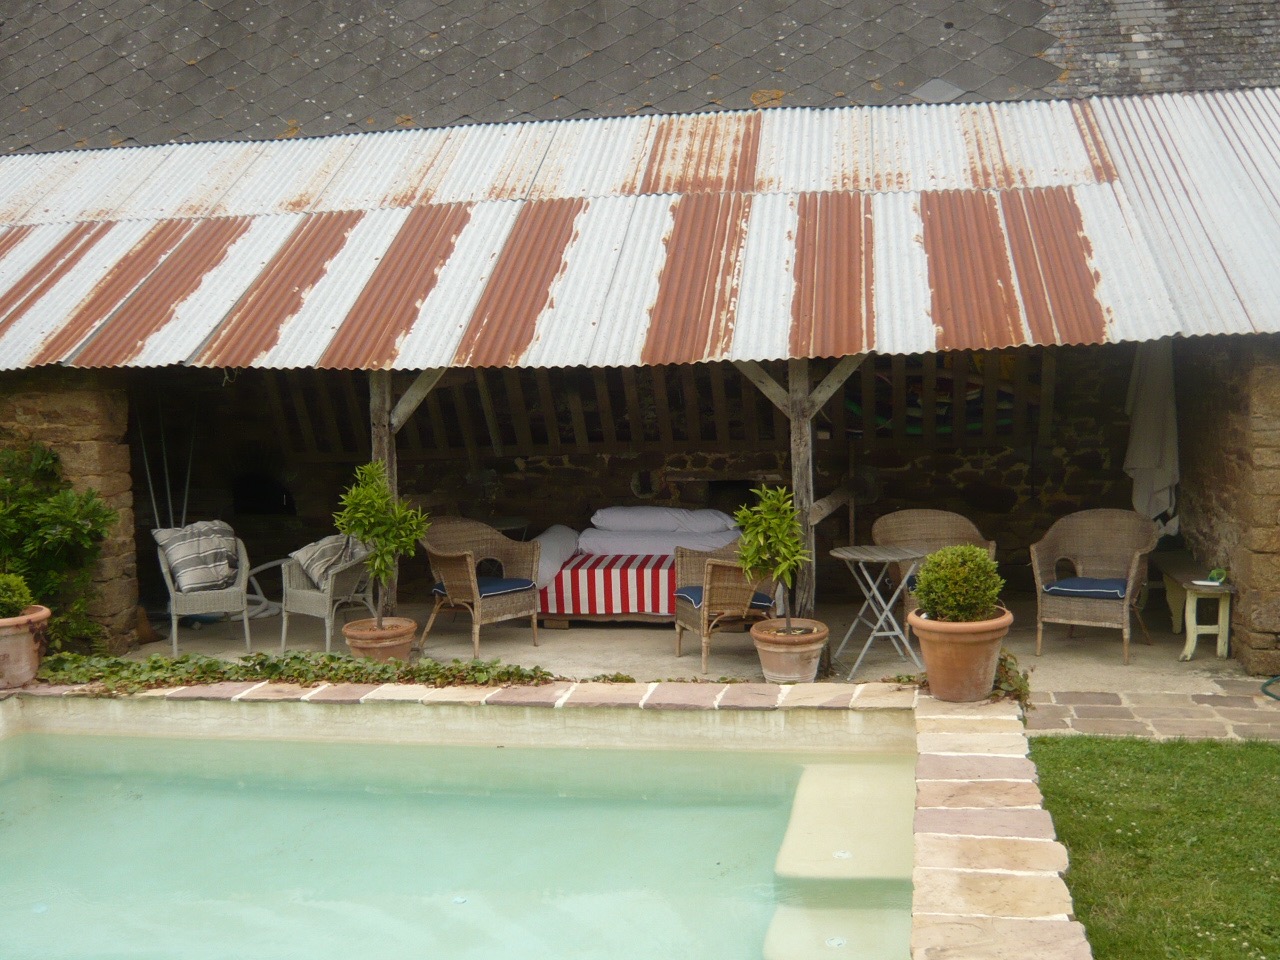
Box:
left=1031, top=737, right=1280, bottom=960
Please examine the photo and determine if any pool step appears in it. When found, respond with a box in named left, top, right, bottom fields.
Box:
left=774, top=761, right=914, bottom=882
left=763, top=901, right=912, bottom=960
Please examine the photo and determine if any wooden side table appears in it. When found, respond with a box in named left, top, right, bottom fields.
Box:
left=1151, top=552, right=1234, bottom=661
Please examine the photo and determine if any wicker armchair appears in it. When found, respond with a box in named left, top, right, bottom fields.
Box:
left=279, top=554, right=376, bottom=654
left=157, top=537, right=252, bottom=656
left=418, top=517, right=541, bottom=658
left=871, top=509, right=996, bottom=618
left=674, top=543, right=776, bottom=674
left=1031, top=508, right=1158, bottom=664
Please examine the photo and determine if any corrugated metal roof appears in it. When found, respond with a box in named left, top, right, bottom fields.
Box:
left=0, top=90, right=1277, bottom=372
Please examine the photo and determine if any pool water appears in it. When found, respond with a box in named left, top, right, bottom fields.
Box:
left=0, top=733, right=912, bottom=960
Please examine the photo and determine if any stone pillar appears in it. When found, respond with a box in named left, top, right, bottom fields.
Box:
left=1178, top=334, right=1280, bottom=675
left=0, top=369, right=136, bottom=652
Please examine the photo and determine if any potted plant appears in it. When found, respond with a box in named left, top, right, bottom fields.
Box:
left=906, top=544, right=1014, bottom=702
left=333, top=461, right=429, bottom=661
left=0, top=572, right=51, bottom=688
left=734, top=485, right=829, bottom=683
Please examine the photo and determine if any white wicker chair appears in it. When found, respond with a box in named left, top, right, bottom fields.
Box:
left=157, top=537, right=252, bottom=656
left=280, top=554, right=376, bottom=653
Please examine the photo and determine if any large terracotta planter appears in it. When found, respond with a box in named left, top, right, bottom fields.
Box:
left=749, top=617, right=829, bottom=683
left=0, top=605, right=51, bottom=689
left=342, top=617, right=417, bottom=662
left=907, top=607, right=1013, bottom=702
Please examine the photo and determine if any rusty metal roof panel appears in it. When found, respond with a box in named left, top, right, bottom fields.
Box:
left=0, top=220, right=158, bottom=369
left=385, top=201, right=523, bottom=370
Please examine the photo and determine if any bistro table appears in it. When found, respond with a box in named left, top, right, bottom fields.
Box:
left=830, top=544, right=928, bottom=680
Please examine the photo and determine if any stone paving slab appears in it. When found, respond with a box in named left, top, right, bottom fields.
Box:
left=777, top=683, right=857, bottom=709
left=914, top=834, right=1068, bottom=873
left=643, top=682, right=725, bottom=710
left=717, top=683, right=782, bottom=709
left=1027, top=685, right=1280, bottom=740
left=303, top=683, right=381, bottom=703
left=237, top=682, right=315, bottom=702
left=913, top=868, right=1075, bottom=920
left=912, top=915, right=1093, bottom=959
left=165, top=681, right=261, bottom=700
left=483, top=682, right=573, bottom=706
left=561, top=682, right=651, bottom=707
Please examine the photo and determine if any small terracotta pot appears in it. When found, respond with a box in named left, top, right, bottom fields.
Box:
left=341, top=617, right=417, bottom=662
left=749, top=617, right=830, bottom=683
left=907, top=607, right=1013, bottom=703
left=0, top=605, right=51, bottom=689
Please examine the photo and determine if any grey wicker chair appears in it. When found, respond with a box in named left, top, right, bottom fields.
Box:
left=674, top=543, right=776, bottom=674
left=1031, top=508, right=1158, bottom=664
left=418, top=517, right=541, bottom=659
left=157, top=537, right=252, bottom=656
left=279, top=554, right=376, bottom=653
left=871, top=509, right=997, bottom=618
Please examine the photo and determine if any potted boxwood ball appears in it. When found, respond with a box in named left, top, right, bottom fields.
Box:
left=0, top=572, right=51, bottom=688
left=734, top=485, right=829, bottom=683
left=906, top=544, right=1013, bottom=702
left=333, top=461, right=429, bottom=661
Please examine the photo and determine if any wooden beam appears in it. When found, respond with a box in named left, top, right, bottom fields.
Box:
left=733, top=360, right=788, bottom=414
left=807, top=354, right=864, bottom=415
left=474, top=369, right=504, bottom=456
left=788, top=358, right=816, bottom=620
left=810, top=486, right=850, bottom=525
left=390, top=367, right=446, bottom=435
left=592, top=369, right=617, bottom=446
left=504, top=369, right=534, bottom=450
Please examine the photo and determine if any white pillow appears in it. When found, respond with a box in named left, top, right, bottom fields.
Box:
left=578, top=527, right=739, bottom=558
left=532, top=525, right=580, bottom=588
left=152, top=521, right=239, bottom=593
left=590, top=506, right=736, bottom=533
left=290, top=534, right=368, bottom=589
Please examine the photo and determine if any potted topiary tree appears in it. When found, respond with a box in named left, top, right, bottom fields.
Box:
left=906, top=544, right=1013, bottom=702
left=333, top=461, right=430, bottom=661
left=0, top=572, right=51, bottom=688
left=734, top=485, right=829, bottom=683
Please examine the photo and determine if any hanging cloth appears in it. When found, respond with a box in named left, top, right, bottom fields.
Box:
left=1124, top=339, right=1179, bottom=537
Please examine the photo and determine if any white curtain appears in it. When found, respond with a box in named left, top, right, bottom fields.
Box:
left=1124, top=339, right=1179, bottom=537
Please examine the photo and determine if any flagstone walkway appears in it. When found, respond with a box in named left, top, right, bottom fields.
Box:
left=1027, top=676, right=1280, bottom=740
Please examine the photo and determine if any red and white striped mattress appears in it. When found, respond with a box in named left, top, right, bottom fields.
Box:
left=539, top=553, right=675, bottom=617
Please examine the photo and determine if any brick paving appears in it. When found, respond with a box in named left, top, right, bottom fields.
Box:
left=1028, top=677, right=1280, bottom=740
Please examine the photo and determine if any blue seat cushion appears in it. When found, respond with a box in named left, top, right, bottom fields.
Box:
left=1042, top=576, right=1128, bottom=600
left=674, top=585, right=773, bottom=610
left=433, top=576, right=535, bottom=598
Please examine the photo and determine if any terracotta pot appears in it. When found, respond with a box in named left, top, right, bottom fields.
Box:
left=341, top=617, right=417, bottom=662
left=907, top=607, right=1013, bottom=703
left=0, top=605, right=51, bottom=689
left=749, top=617, right=830, bottom=683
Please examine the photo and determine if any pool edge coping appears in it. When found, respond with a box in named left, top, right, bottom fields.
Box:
left=1, top=681, right=1092, bottom=959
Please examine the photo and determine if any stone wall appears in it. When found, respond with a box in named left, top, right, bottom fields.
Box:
left=1178, top=334, right=1280, bottom=675
left=0, top=369, right=136, bottom=652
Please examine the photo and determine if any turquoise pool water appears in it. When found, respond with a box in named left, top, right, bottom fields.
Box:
left=0, top=733, right=911, bottom=959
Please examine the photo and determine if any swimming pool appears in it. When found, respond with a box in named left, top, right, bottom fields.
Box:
left=0, top=719, right=913, bottom=959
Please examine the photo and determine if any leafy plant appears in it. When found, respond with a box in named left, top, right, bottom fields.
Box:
left=37, top=650, right=556, bottom=694
left=734, top=485, right=811, bottom=634
left=912, top=544, right=1004, bottom=622
left=0, top=572, right=35, bottom=619
left=992, top=649, right=1032, bottom=711
left=333, top=460, right=429, bottom=629
left=0, top=442, right=117, bottom=650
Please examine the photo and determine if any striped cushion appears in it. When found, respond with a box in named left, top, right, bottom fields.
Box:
left=674, top=585, right=773, bottom=610
left=290, top=534, right=367, bottom=588
left=152, top=521, right=238, bottom=593
left=1043, top=576, right=1128, bottom=600
left=433, top=576, right=535, bottom=598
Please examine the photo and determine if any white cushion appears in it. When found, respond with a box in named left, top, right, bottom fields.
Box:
left=290, top=534, right=368, bottom=589
left=578, top=527, right=739, bottom=558
left=532, top=524, right=579, bottom=589
left=153, top=521, right=239, bottom=593
left=589, top=505, right=736, bottom=533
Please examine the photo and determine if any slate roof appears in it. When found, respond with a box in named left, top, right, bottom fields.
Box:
left=1, top=0, right=1278, bottom=155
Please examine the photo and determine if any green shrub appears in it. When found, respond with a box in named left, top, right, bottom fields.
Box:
left=333, top=460, right=429, bottom=629
left=0, top=572, right=35, bottom=619
left=912, top=544, right=1004, bottom=622
left=0, top=443, right=117, bottom=650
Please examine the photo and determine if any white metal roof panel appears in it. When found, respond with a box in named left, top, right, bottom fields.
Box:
left=20, top=145, right=178, bottom=225
left=525, top=116, right=656, bottom=201
left=106, top=140, right=265, bottom=221
left=309, top=129, right=448, bottom=213
left=208, top=135, right=364, bottom=217
left=727, top=192, right=798, bottom=361
left=871, top=192, right=936, bottom=355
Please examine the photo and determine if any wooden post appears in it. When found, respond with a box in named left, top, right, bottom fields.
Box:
left=789, top=359, right=816, bottom=619
left=368, top=369, right=398, bottom=612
